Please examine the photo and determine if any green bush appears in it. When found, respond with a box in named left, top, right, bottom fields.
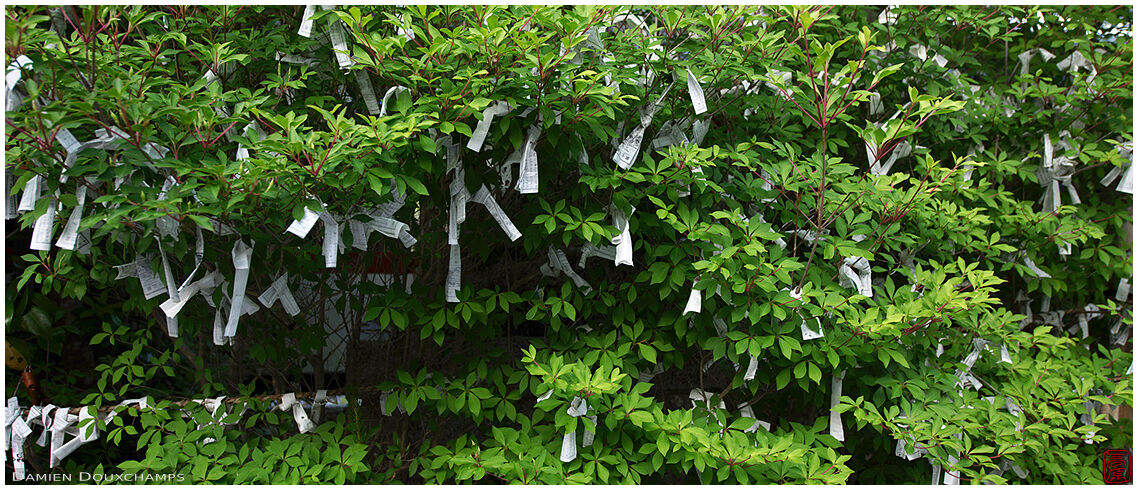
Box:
left=4, top=5, right=1132, bottom=484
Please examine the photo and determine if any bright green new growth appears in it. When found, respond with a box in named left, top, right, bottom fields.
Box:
left=4, top=5, right=1132, bottom=484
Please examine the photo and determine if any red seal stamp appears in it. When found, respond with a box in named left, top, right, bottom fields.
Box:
left=1103, top=449, right=1132, bottom=484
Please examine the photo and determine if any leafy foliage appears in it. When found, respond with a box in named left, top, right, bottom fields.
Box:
left=4, top=5, right=1132, bottom=484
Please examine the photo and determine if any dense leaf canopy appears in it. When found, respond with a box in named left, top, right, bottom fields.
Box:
left=4, top=5, right=1133, bottom=484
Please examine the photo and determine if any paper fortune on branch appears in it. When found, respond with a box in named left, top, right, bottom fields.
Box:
left=472, top=185, right=522, bottom=241
left=223, top=240, right=254, bottom=339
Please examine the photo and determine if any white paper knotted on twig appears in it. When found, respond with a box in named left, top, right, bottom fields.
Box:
left=611, top=205, right=635, bottom=266
left=278, top=393, right=315, bottom=434
left=285, top=204, right=323, bottom=238
left=471, top=185, right=521, bottom=241
left=258, top=273, right=301, bottom=316
left=223, top=240, right=254, bottom=338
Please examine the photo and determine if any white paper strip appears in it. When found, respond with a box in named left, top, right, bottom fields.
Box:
left=579, top=242, right=617, bottom=268
left=686, top=68, right=707, bottom=115
left=132, top=257, right=164, bottom=300
left=320, top=212, right=340, bottom=268
left=258, top=273, right=301, bottom=316
left=285, top=204, right=322, bottom=238
left=516, top=126, right=540, bottom=194
left=34, top=404, right=54, bottom=448
left=10, top=414, right=31, bottom=480
left=943, top=453, right=960, bottom=485
left=157, top=239, right=184, bottom=337
left=801, top=316, right=824, bottom=340
left=895, top=439, right=925, bottom=460
left=157, top=238, right=180, bottom=304
left=471, top=185, right=521, bottom=241
left=612, top=205, right=635, bottom=266
left=877, top=6, right=897, bottom=25
left=354, top=70, right=379, bottom=114
left=738, top=405, right=771, bottom=433
left=688, top=388, right=726, bottom=410
left=323, top=6, right=354, bottom=70
left=613, top=125, right=646, bottom=170
left=29, top=196, right=56, bottom=251
left=278, top=393, right=316, bottom=433
left=868, top=93, right=884, bottom=115
left=637, top=363, right=665, bottom=384
left=559, top=430, right=577, bottom=463
left=17, top=175, right=41, bottom=213
left=830, top=370, right=846, bottom=441
left=223, top=240, right=253, bottom=338
left=838, top=256, right=874, bottom=297
left=114, top=255, right=165, bottom=300
left=176, top=226, right=206, bottom=292
left=713, top=317, right=729, bottom=337
left=446, top=191, right=463, bottom=244
left=5, top=170, right=17, bottom=219
left=54, top=186, right=86, bottom=250
left=398, top=228, right=417, bottom=248
left=445, top=244, right=461, bottom=303
left=1022, top=256, right=1051, bottom=278
left=5, top=55, right=32, bottom=111
left=212, top=304, right=227, bottom=346
left=683, top=287, right=701, bottom=315
left=349, top=219, right=370, bottom=250
left=49, top=407, right=95, bottom=468
left=297, top=5, right=317, bottom=37
left=582, top=415, right=597, bottom=447
left=692, top=119, right=709, bottom=146
left=467, top=102, right=509, bottom=152
left=744, top=355, right=759, bottom=381
left=159, top=271, right=218, bottom=320
left=547, top=248, right=592, bottom=293
left=4, top=397, right=18, bottom=455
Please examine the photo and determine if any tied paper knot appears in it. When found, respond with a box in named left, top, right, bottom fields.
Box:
left=544, top=248, right=593, bottom=294
left=223, top=240, right=254, bottom=340
left=277, top=393, right=315, bottom=434
left=466, top=101, right=510, bottom=152
left=1035, top=147, right=1081, bottom=213
left=1100, top=141, right=1134, bottom=194
left=838, top=256, right=874, bottom=298
left=578, top=242, right=617, bottom=268
left=1071, top=303, right=1103, bottom=339
left=560, top=396, right=591, bottom=463
left=784, top=287, right=824, bottom=341
left=610, top=205, right=636, bottom=267
left=5, top=397, right=33, bottom=480
left=194, top=396, right=242, bottom=444
left=48, top=406, right=97, bottom=468
left=614, top=84, right=672, bottom=170
left=763, top=70, right=793, bottom=101
left=651, top=119, right=690, bottom=150
left=737, top=404, right=771, bottom=434
left=471, top=185, right=522, bottom=241
left=6, top=55, right=33, bottom=111
left=258, top=273, right=301, bottom=316
left=689, top=389, right=726, bottom=411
